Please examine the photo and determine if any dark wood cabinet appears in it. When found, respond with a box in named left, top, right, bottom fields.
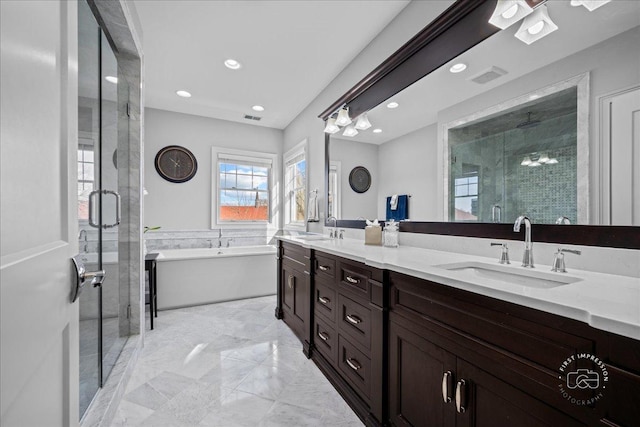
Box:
left=276, top=240, right=640, bottom=427
left=276, top=241, right=312, bottom=356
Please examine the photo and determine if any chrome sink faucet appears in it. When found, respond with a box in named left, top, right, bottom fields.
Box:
left=514, top=215, right=534, bottom=268
left=327, top=216, right=337, bottom=238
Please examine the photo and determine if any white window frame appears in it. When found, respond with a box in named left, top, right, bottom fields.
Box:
left=211, top=147, right=278, bottom=228
left=283, top=139, right=308, bottom=230
left=328, top=160, right=342, bottom=219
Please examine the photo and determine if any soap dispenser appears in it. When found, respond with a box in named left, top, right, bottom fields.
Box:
left=384, top=220, right=399, bottom=248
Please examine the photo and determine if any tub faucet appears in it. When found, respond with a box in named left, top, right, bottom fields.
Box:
left=491, top=204, right=501, bottom=223
left=226, top=238, right=234, bottom=247
left=207, top=240, right=213, bottom=248
left=513, top=215, right=534, bottom=268
left=327, top=216, right=337, bottom=238
left=556, top=216, right=571, bottom=224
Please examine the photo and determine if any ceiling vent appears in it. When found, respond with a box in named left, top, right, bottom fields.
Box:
left=243, top=114, right=262, bottom=121
left=468, top=66, right=507, bottom=84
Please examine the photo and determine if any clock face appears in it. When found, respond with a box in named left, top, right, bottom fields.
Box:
left=154, top=145, right=198, bottom=183
left=349, top=166, right=371, bottom=193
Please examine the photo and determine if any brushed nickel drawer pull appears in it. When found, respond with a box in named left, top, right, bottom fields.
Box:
left=288, top=275, right=294, bottom=289
left=318, top=331, right=329, bottom=341
left=442, top=371, right=453, bottom=403
left=455, top=379, right=467, bottom=413
left=318, top=296, right=330, bottom=305
left=346, top=358, right=361, bottom=371
left=318, top=265, right=330, bottom=271
left=346, top=314, right=362, bottom=325
left=345, top=275, right=360, bottom=284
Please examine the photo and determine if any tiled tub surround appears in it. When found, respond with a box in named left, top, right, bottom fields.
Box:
left=279, top=234, right=640, bottom=340
left=144, top=229, right=273, bottom=252
left=155, top=246, right=277, bottom=310
left=111, top=296, right=363, bottom=427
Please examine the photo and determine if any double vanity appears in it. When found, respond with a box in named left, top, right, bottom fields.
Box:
left=274, top=235, right=639, bottom=427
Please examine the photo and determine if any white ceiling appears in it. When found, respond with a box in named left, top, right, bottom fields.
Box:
left=133, top=0, right=411, bottom=129
left=333, top=0, right=640, bottom=145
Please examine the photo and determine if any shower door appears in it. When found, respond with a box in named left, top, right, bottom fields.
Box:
left=78, top=0, right=127, bottom=419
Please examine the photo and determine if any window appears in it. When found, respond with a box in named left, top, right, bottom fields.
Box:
left=328, top=161, right=341, bottom=219
left=77, top=140, right=95, bottom=221
left=214, top=150, right=275, bottom=224
left=284, top=142, right=307, bottom=227
left=453, top=166, right=479, bottom=221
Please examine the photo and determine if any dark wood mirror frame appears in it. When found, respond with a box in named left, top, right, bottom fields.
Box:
left=321, top=0, right=639, bottom=250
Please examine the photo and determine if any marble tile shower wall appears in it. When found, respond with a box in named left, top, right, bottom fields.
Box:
left=144, top=229, right=271, bottom=251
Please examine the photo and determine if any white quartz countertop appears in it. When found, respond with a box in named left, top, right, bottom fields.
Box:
left=277, top=235, right=640, bottom=340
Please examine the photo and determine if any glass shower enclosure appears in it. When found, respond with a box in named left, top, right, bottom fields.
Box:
left=78, top=0, right=129, bottom=419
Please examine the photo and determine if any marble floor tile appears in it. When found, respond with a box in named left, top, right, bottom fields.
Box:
left=110, top=295, right=363, bottom=426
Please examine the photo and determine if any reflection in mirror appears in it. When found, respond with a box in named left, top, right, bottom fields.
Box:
left=446, top=85, right=584, bottom=225
left=326, top=1, right=639, bottom=226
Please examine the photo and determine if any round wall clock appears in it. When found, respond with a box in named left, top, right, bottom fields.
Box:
left=154, top=145, right=198, bottom=183
left=349, top=166, right=371, bottom=193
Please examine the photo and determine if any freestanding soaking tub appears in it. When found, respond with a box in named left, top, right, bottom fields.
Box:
left=154, top=245, right=277, bottom=310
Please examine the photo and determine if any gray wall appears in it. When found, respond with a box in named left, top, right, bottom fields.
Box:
left=377, top=124, right=438, bottom=221
left=331, top=138, right=379, bottom=220
left=144, top=108, right=283, bottom=230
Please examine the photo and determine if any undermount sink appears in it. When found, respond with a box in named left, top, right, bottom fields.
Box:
left=295, top=234, right=331, bottom=241
left=435, top=261, right=582, bottom=289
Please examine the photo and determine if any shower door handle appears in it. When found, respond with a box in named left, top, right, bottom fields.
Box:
left=102, top=189, right=121, bottom=229
left=71, top=255, right=106, bottom=303
left=88, top=189, right=121, bottom=229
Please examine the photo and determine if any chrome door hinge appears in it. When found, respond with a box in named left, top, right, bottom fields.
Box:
left=126, top=102, right=131, bottom=117
left=126, top=304, right=131, bottom=319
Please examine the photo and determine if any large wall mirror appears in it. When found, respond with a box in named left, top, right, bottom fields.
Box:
left=326, top=0, right=639, bottom=230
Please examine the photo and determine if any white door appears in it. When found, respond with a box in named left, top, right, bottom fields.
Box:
left=1, top=1, right=79, bottom=426
left=609, top=87, right=640, bottom=226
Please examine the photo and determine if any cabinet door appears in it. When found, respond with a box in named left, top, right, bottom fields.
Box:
left=281, top=261, right=306, bottom=338
left=455, top=359, right=585, bottom=427
left=389, top=320, right=457, bottom=427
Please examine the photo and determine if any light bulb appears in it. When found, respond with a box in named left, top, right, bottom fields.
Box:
left=342, top=125, right=358, bottom=137
left=521, top=156, right=532, bottom=166
left=528, top=21, right=544, bottom=35
left=355, top=113, right=372, bottom=130
left=528, top=161, right=541, bottom=167
left=176, top=90, right=192, bottom=98
left=502, top=4, right=519, bottom=19
left=323, top=118, right=340, bottom=134
left=538, top=153, right=550, bottom=163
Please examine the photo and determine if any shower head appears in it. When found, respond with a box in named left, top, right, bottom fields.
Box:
left=517, top=112, right=541, bottom=129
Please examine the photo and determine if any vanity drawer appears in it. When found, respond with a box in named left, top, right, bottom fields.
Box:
left=315, top=280, right=336, bottom=323
left=315, top=253, right=336, bottom=281
left=338, top=293, right=371, bottom=351
left=314, top=315, right=337, bottom=365
left=339, top=262, right=371, bottom=299
left=281, top=241, right=310, bottom=270
left=338, top=335, right=371, bottom=402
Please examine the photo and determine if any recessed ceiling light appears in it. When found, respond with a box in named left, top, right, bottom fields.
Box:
left=449, top=63, right=467, bottom=73
left=386, top=102, right=399, bottom=109
left=252, top=105, right=265, bottom=112
left=224, top=59, right=242, bottom=70
left=105, top=76, right=118, bottom=84
left=176, top=90, right=192, bottom=98
left=372, top=128, right=382, bottom=134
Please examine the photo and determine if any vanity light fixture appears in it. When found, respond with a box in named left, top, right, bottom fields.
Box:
left=323, top=117, right=340, bottom=134
left=335, top=107, right=352, bottom=126
left=488, top=0, right=534, bottom=29
left=515, top=5, right=558, bottom=45
left=570, top=0, right=611, bottom=11
left=105, top=76, right=118, bottom=84
left=354, top=113, right=372, bottom=130
left=342, top=124, right=359, bottom=137
left=528, top=160, right=541, bottom=167
left=176, top=90, right=192, bottom=98
left=520, top=156, right=532, bottom=166
left=372, top=128, right=382, bottom=134
left=387, top=101, right=399, bottom=109
left=538, top=153, right=550, bottom=163
left=449, top=63, right=467, bottom=73
left=252, top=105, right=265, bottom=112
